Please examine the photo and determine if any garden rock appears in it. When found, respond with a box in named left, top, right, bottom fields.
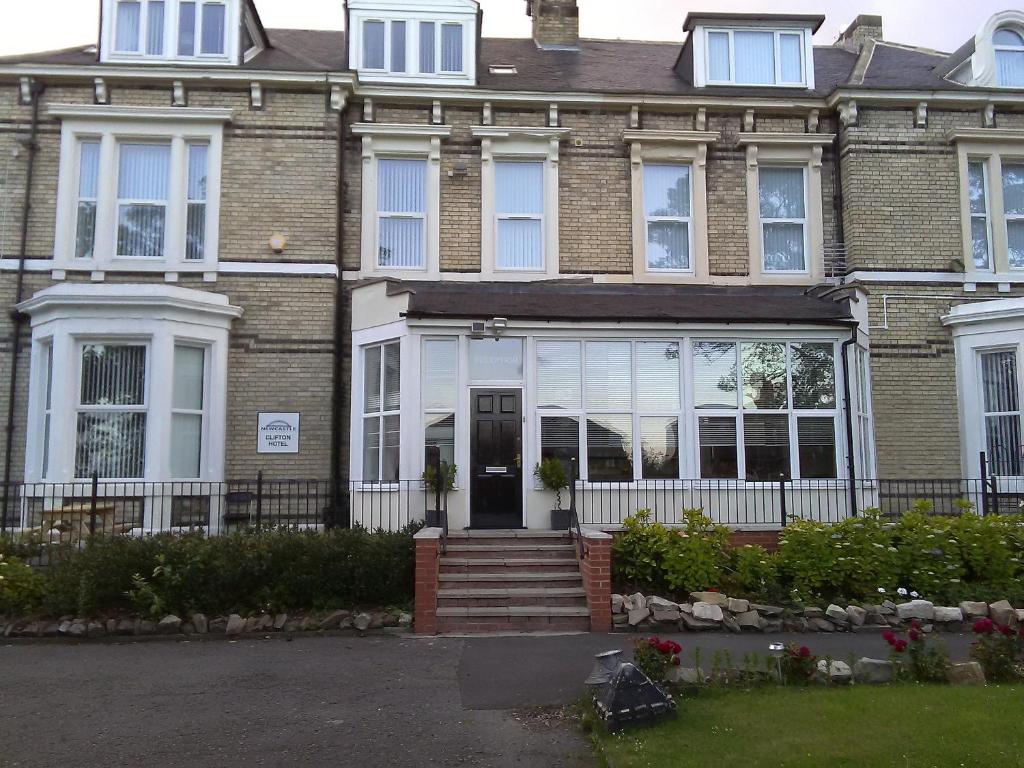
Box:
left=225, top=614, right=245, bottom=637
left=138, top=620, right=156, bottom=635
left=369, top=612, right=385, bottom=629
left=692, top=602, right=724, bottom=622
left=853, top=658, right=893, bottom=684
left=68, top=622, right=87, bottom=637
left=181, top=622, right=195, bottom=635
left=611, top=594, right=625, bottom=614
left=244, top=616, right=262, bottom=632
left=690, top=591, right=729, bottom=606
left=648, top=596, right=677, bottom=612
left=783, top=616, right=808, bottom=633
left=989, top=600, right=1016, bottom=626
left=825, top=604, right=849, bottom=624
left=353, top=613, right=373, bottom=632
left=105, top=619, right=117, bottom=635
left=652, top=609, right=681, bottom=623
left=881, top=600, right=897, bottom=613
left=959, top=601, right=988, bottom=619
left=665, top=667, right=703, bottom=685
left=627, top=607, right=650, bottom=626
left=209, top=617, right=227, bottom=634
left=815, top=660, right=852, bottom=684
left=158, top=615, right=182, bottom=634
left=58, top=620, right=72, bottom=634
left=1016, top=609, right=1024, bottom=624
left=750, top=604, right=784, bottom=616
left=722, top=614, right=741, bottom=634
left=678, top=603, right=693, bottom=614
left=864, top=611, right=887, bottom=626
left=398, top=612, right=413, bottom=628
left=932, top=606, right=963, bottom=623
left=947, top=662, right=986, bottom=685
left=846, top=606, right=867, bottom=626
left=727, top=598, right=749, bottom=613
left=87, top=621, right=105, bottom=637
left=809, top=618, right=835, bottom=633
left=116, top=619, right=135, bottom=635
left=319, top=610, right=350, bottom=630
left=803, top=607, right=824, bottom=619
left=626, top=593, right=646, bottom=611
left=612, top=614, right=628, bottom=626
left=762, top=619, right=783, bottom=634
left=273, top=614, right=289, bottom=631
left=896, top=600, right=934, bottom=621
left=190, top=613, right=208, bottom=634
left=679, top=612, right=720, bottom=631
left=736, top=610, right=763, bottom=631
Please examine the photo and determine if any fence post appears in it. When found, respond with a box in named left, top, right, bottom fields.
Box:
left=89, top=470, right=99, bottom=536
left=979, top=451, right=991, bottom=517
left=255, top=471, right=264, bottom=531
left=778, top=474, right=788, bottom=528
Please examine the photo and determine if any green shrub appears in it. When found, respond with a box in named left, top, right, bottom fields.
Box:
left=662, top=510, right=731, bottom=595
left=0, top=554, right=47, bottom=615
left=612, top=509, right=671, bottom=593
left=38, top=526, right=418, bottom=618
left=726, top=545, right=781, bottom=601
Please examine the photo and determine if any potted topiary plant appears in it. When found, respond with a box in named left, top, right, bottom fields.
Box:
left=534, top=457, right=571, bottom=530
left=422, top=463, right=457, bottom=527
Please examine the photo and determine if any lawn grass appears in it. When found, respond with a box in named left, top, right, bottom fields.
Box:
left=594, top=684, right=1024, bottom=768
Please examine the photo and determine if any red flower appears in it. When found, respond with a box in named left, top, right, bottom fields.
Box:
left=892, top=639, right=908, bottom=653
left=882, top=630, right=896, bottom=645
left=707, top=588, right=720, bottom=593
left=657, top=641, right=673, bottom=655
left=670, top=641, right=682, bottom=654
left=973, top=618, right=995, bottom=635
left=911, top=619, right=921, bottom=630
left=998, top=624, right=1014, bottom=637
left=799, top=646, right=811, bottom=658
left=908, top=628, right=920, bottom=642
left=672, top=656, right=681, bottom=666
left=648, top=637, right=659, bottom=647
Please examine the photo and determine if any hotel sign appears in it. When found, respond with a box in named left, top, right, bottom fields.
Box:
left=257, top=413, right=300, bottom=454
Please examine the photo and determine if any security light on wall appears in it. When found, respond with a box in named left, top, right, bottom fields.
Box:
left=491, top=317, right=509, bottom=336
left=269, top=233, right=288, bottom=254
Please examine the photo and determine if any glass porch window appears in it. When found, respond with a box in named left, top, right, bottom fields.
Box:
left=759, top=166, right=807, bottom=272
left=969, top=160, right=993, bottom=270
left=644, top=164, right=691, bottom=271
left=981, top=350, right=1022, bottom=476
left=75, top=140, right=101, bottom=260
left=170, top=345, right=205, bottom=478
left=377, top=158, right=426, bottom=268
left=1003, top=162, right=1024, bottom=269
left=75, top=344, right=148, bottom=479
left=116, top=143, right=171, bottom=258
left=363, top=342, right=401, bottom=483
left=495, top=161, right=544, bottom=270
left=636, top=342, right=680, bottom=479
left=585, top=342, right=632, bottom=481
left=423, top=339, right=457, bottom=468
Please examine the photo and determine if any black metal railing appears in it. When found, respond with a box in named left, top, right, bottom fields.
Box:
left=425, top=445, right=450, bottom=554
left=568, top=458, right=584, bottom=559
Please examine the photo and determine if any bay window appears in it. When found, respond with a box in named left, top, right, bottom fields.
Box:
left=759, top=166, right=808, bottom=273
left=419, top=22, right=436, bottom=73
left=703, top=27, right=809, bottom=87
left=363, top=342, right=401, bottom=483
left=53, top=107, right=226, bottom=271
left=644, top=165, right=692, bottom=271
left=108, top=0, right=231, bottom=62
left=356, top=16, right=466, bottom=77
left=170, top=345, right=206, bottom=479
left=377, top=158, right=427, bottom=269
left=980, top=350, right=1022, bottom=476
left=496, top=161, right=545, bottom=270
left=441, top=24, right=464, bottom=73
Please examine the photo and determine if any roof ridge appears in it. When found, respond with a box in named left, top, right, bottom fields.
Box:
left=873, top=40, right=949, bottom=58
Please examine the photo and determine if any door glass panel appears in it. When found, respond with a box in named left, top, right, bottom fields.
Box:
left=469, top=338, right=523, bottom=381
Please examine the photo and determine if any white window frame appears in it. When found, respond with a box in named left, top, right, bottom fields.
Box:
left=643, top=164, right=694, bottom=273
left=101, top=0, right=239, bottom=65
left=758, top=164, right=809, bottom=275
left=1002, top=158, right=1024, bottom=270
left=494, top=159, right=546, bottom=272
left=994, top=25, right=1024, bottom=88
left=977, top=347, right=1023, bottom=478
left=51, top=105, right=228, bottom=273
left=853, top=345, right=877, bottom=479
left=475, top=126, right=568, bottom=280
left=740, top=135, right=831, bottom=284
left=375, top=157, right=427, bottom=270
left=22, top=283, right=238, bottom=486
left=361, top=340, right=402, bottom=485
left=170, top=343, right=210, bottom=480
left=696, top=25, right=814, bottom=88
left=969, top=158, right=995, bottom=271
left=353, top=123, right=450, bottom=278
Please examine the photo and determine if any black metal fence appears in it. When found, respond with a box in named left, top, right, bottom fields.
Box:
left=1, top=474, right=1021, bottom=541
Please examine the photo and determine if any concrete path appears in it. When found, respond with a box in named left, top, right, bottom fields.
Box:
left=0, top=629, right=976, bottom=767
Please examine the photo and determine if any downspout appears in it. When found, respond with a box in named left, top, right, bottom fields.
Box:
left=329, top=91, right=349, bottom=529
left=841, top=328, right=859, bottom=515
left=2, top=80, right=43, bottom=528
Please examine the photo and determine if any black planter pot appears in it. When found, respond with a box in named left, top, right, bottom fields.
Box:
left=425, top=509, right=442, bottom=528
left=550, top=508, right=571, bottom=531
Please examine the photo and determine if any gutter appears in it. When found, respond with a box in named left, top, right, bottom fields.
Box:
left=2, top=80, right=43, bottom=529
left=329, top=99, right=349, bottom=529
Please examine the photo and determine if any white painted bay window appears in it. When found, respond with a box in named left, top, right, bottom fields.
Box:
left=363, top=342, right=401, bottom=483
left=52, top=106, right=227, bottom=272
left=170, top=345, right=207, bottom=479
left=644, top=165, right=692, bottom=272
left=980, top=350, right=1022, bottom=476
left=377, top=158, right=426, bottom=269
left=758, top=166, right=808, bottom=273
left=496, top=161, right=544, bottom=270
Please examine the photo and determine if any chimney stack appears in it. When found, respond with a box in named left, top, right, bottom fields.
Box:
left=527, top=0, right=580, bottom=50
left=835, top=15, right=883, bottom=52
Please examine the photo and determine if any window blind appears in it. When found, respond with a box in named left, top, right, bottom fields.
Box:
left=537, top=341, right=582, bottom=409
left=363, top=20, right=386, bottom=69
left=441, top=24, right=463, bottom=72
left=635, top=342, right=680, bottom=411
left=117, top=143, right=170, bottom=258
left=200, top=2, right=226, bottom=55
left=585, top=342, right=631, bottom=410
left=146, top=1, right=165, bottom=55
left=734, top=30, right=774, bottom=85
left=116, top=1, right=142, bottom=51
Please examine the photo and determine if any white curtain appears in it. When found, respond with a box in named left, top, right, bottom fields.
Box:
left=146, top=1, right=165, bottom=55
left=644, top=164, right=689, bottom=217
left=693, top=341, right=739, bottom=408
left=378, top=158, right=426, bottom=267
left=363, top=20, right=385, bottom=69
left=496, top=161, right=543, bottom=269
left=419, top=22, right=436, bottom=73
left=177, top=1, right=195, bottom=56
left=117, top=143, right=170, bottom=258
left=171, top=346, right=204, bottom=479
left=391, top=20, right=406, bottom=73
left=536, top=341, right=582, bottom=409
left=186, top=143, right=208, bottom=260
left=760, top=166, right=806, bottom=272
left=779, top=33, right=802, bottom=83
left=200, top=2, right=226, bottom=55
left=969, top=162, right=990, bottom=268
left=441, top=23, right=463, bottom=72
left=707, top=31, right=730, bottom=81
left=997, top=50, right=1024, bottom=87
left=585, top=341, right=631, bottom=410
left=734, top=30, right=774, bottom=85
left=115, top=1, right=141, bottom=51
left=635, top=342, right=680, bottom=411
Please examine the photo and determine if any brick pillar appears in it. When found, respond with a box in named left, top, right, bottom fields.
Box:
left=578, top=529, right=613, bottom=633
left=414, top=528, right=442, bottom=636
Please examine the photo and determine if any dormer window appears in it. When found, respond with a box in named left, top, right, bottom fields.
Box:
left=348, top=0, right=478, bottom=86
left=101, top=0, right=245, bottom=65
left=995, top=27, right=1024, bottom=87
left=704, top=28, right=810, bottom=87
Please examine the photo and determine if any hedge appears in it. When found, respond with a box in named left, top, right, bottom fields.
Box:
left=0, top=525, right=419, bottom=619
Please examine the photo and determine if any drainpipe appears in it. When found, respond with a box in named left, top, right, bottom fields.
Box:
left=841, top=328, right=859, bottom=515
left=2, top=80, right=43, bottom=528
left=329, top=94, right=350, bottom=529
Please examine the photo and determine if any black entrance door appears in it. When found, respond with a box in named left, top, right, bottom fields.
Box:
left=470, top=389, right=523, bottom=529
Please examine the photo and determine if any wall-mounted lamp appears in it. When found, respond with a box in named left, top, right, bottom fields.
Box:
left=491, top=317, right=509, bottom=336
left=269, top=233, right=287, bottom=254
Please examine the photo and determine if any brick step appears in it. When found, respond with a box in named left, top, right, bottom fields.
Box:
left=438, top=572, right=584, bottom=590
left=439, top=558, right=582, bottom=574
left=443, top=544, right=577, bottom=560
left=437, top=615, right=592, bottom=634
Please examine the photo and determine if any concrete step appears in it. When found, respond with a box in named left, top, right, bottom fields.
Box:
left=447, top=530, right=570, bottom=539
left=436, top=605, right=591, bottom=634
left=438, top=572, right=584, bottom=590
left=443, top=543, right=577, bottom=560
left=437, top=587, right=587, bottom=608
left=439, top=558, right=582, bottom=574
left=437, top=606, right=590, bottom=618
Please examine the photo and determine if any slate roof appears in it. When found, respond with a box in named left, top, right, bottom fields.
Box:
left=390, top=281, right=856, bottom=325
left=858, top=42, right=963, bottom=91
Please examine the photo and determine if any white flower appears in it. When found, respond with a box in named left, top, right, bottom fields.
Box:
left=897, top=587, right=908, bottom=596
left=910, top=591, right=920, bottom=598
left=877, top=587, right=886, bottom=593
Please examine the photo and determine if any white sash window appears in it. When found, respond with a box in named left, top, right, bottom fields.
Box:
left=759, top=166, right=808, bottom=273
left=495, top=161, right=545, bottom=270
left=377, top=158, right=427, bottom=269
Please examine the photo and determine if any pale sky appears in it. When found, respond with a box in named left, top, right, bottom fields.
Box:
left=0, top=1, right=1014, bottom=57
